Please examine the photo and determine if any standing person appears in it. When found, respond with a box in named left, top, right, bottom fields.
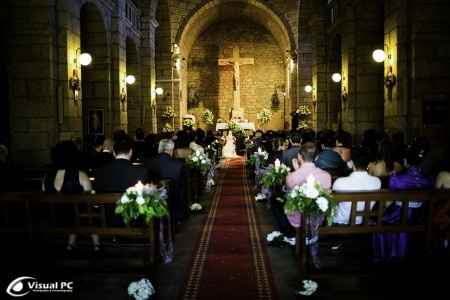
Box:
left=291, top=110, right=300, bottom=131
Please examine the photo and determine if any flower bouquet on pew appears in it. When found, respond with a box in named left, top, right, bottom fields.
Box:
left=115, top=181, right=169, bottom=225
left=247, top=147, right=269, bottom=168
left=284, top=175, right=336, bottom=226
left=261, top=159, right=290, bottom=189
left=186, top=150, right=211, bottom=176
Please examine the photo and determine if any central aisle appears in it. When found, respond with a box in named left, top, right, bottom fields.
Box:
left=181, top=158, right=278, bottom=300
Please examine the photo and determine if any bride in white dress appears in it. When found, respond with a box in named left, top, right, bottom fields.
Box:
left=222, top=131, right=238, bottom=158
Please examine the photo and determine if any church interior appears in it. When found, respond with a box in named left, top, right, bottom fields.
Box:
left=1, top=0, right=450, bottom=299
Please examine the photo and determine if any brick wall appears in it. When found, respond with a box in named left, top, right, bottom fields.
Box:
left=186, top=20, right=286, bottom=130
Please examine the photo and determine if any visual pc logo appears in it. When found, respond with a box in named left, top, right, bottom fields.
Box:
left=6, top=276, right=36, bottom=297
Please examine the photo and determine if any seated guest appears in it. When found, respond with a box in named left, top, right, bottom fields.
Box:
left=189, top=137, right=204, bottom=154
left=373, top=147, right=434, bottom=262
left=145, top=139, right=188, bottom=223
left=333, top=147, right=381, bottom=225
left=94, top=137, right=147, bottom=192
left=281, top=131, right=301, bottom=170
left=286, top=142, right=332, bottom=228
left=174, top=131, right=193, bottom=159
left=42, top=141, right=99, bottom=251
left=315, top=130, right=350, bottom=179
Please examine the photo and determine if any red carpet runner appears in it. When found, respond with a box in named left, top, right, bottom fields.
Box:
left=181, top=158, right=278, bottom=300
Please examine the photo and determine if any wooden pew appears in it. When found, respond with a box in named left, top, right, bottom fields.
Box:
left=296, top=190, right=450, bottom=275
left=0, top=192, right=156, bottom=266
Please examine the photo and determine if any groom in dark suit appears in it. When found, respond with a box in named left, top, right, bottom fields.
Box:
left=144, top=139, right=188, bottom=224
left=94, top=137, right=147, bottom=192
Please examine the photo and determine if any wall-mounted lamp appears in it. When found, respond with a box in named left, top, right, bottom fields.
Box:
left=331, top=73, right=342, bottom=83
left=74, top=48, right=92, bottom=67
left=372, top=49, right=386, bottom=63
left=69, top=48, right=92, bottom=102
left=155, top=87, right=164, bottom=96
left=304, top=85, right=313, bottom=93
left=125, top=74, right=136, bottom=85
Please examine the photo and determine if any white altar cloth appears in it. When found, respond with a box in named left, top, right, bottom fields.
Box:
left=216, top=122, right=255, bottom=131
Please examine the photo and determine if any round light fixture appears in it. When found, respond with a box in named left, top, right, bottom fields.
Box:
left=372, top=49, right=386, bottom=63
left=304, top=85, right=313, bottom=93
left=125, top=75, right=136, bottom=85
left=79, top=53, right=92, bottom=66
left=331, top=73, right=342, bottom=83
left=155, top=87, right=164, bottom=96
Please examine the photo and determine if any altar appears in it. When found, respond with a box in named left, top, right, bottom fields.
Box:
left=216, top=122, right=255, bottom=131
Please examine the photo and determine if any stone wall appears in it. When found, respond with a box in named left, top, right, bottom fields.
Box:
left=187, top=20, right=286, bottom=130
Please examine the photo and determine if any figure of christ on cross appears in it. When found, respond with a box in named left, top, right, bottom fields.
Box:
left=218, top=46, right=254, bottom=120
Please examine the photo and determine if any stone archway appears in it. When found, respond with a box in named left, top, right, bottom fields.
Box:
left=173, top=0, right=297, bottom=131
left=80, top=2, right=109, bottom=139
left=126, top=37, right=141, bottom=135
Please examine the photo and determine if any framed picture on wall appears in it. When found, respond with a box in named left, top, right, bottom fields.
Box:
left=422, top=94, right=448, bottom=128
left=88, top=109, right=104, bottom=135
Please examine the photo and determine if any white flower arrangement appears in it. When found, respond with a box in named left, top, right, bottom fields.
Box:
left=256, top=108, right=272, bottom=125
left=162, top=123, right=174, bottom=133
left=248, top=147, right=269, bottom=167
left=255, top=193, right=267, bottom=202
left=115, top=181, right=169, bottom=224
left=202, top=109, right=215, bottom=125
left=186, top=150, right=211, bottom=175
left=296, top=280, right=318, bottom=296
left=266, top=231, right=283, bottom=242
left=190, top=203, right=203, bottom=211
left=128, top=278, right=155, bottom=300
left=284, top=175, right=336, bottom=225
left=161, top=106, right=175, bottom=119
left=183, top=118, right=194, bottom=128
left=261, top=159, right=291, bottom=188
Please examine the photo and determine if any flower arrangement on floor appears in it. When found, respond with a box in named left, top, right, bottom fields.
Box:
left=162, top=123, right=174, bottom=133
left=190, top=203, right=203, bottom=212
left=115, top=181, right=169, bottom=225
left=202, top=109, right=215, bottom=125
left=261, top=159, right=290, bottom=188
left=266, top=231, right=296, bottom=247
left=183, top=118, right=194, bottom=128
left=161, top=106, right=175, bottom=119
left=284, top=175, right=336, bottom=225
left=186, top=150, right=211, bottom=176
left=248, top=147, right=269, bottom=168
left=128, top=278, right=155, bottom=300
left=256, top=108, right=272, bottom=127
left=295, top=280, right=318, bottom=296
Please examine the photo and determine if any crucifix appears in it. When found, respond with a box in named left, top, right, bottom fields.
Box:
left=218, top=46, right=254, bottom=120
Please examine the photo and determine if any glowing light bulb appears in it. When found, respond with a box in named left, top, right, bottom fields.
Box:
left=125, top=75, right=136, bottom=85
left=331, top=73, right=342, bottom=83
left=304, top=85, right=313, bottom=93
left=79, top=53, right=92, bottom=66
left=155, top=87, right=164, bottom=95
left=372, top=49, right=386, bottom=63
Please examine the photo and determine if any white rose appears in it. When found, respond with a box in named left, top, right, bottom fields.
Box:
left=201, top=159, right=207, bottom=164
left=290, top=190, right=298, bottom=198
left=274, top=159, right=281, bottom=170
left=192, top=157, right=198, bottom=162
left=143, top=183, right=157, bottom=194
left=120, top=194, right=130, bottom=204
left=304, top=186, right=319, bottom=199
left=306, top=175, right=317, bottom=188
left=136, top=195, right=145, bottom=205
left=316, top=197, right=329, bottom=212
left=135, top=181, right=144, bottom=195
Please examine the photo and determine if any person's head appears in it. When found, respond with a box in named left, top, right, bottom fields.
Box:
left=103, top=138, right=114, bottom=153
left=94, top=135, right=105, bottom=152
left=135, top=128, right=145, bottom=141
left=290, top=131, right=302, bottom=146
left=298, top=142, right=317, bottom=163
left=158, top=139, right=175, bottom=156
left=319, top=130, right=336, bottom=148
left=112, top=129, right=127, bottom=142
left=113, top=137, right=133, bottom=160
left=404, top=146, right=425, bottom=167
left=351, top=146, right=369, bottom=171
left=52, top=140, right=80, bottom=169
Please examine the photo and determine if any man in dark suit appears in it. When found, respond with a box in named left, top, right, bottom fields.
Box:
left=94, top=137, right=147, bottom=192
left=144, top=139, right=188, bottom=224
left=281, top=131, right=302, bottom=170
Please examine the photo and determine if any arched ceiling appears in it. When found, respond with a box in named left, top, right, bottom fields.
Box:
left=176, top=0, right=295, bottom=58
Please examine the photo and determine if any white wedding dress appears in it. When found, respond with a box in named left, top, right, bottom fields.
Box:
left=222, top=132, right=238, bottom=158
